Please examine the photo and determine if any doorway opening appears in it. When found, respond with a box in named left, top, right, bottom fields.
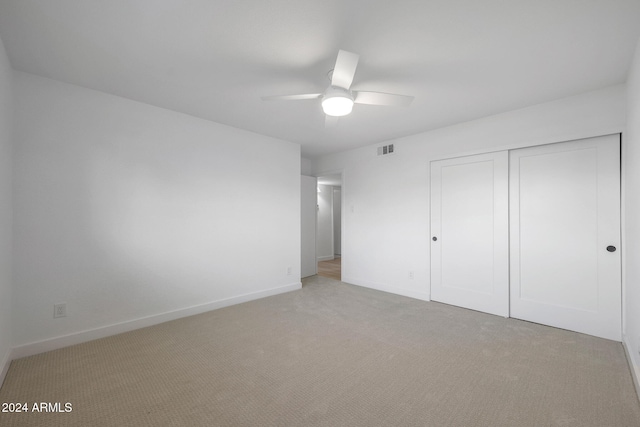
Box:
left=316, top=173, right=342, bottom=281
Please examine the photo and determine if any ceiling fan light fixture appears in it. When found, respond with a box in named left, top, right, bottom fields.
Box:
left=322, top=87, right=354, bottom=117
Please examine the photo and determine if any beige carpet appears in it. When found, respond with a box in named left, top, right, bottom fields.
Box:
left=1, top=275, right=639, bottom=426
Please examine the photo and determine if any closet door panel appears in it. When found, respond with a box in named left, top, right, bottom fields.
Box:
left=510, top=135, right=621, bottom=340
left=430, top=152, right=509, bottom=317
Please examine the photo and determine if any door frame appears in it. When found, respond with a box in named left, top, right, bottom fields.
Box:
left=315, top=169, right=344, bottom=272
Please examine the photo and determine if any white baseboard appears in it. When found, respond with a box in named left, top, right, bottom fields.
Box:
left=11, top=282, right=302, bottom=360
left=342, top=276, right=430, bottom=302
left=622, top=335, right=640, bottom=403
left=0, top=347, right=12, bottom=390
left=317, top=255, right=334, bottom=262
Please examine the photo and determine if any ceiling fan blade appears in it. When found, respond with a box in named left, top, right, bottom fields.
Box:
left=325, top=115, right=339, bottom=127
left=261, top=93, right=322, bottom=101
left=354, top=91, right=414, bottom=107
left=331, top=50, right=359, bottom=89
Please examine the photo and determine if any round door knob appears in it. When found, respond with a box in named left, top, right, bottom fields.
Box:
left=432, top=236, right=438, bottom=241
left=606, top=245, right=616, bottom=252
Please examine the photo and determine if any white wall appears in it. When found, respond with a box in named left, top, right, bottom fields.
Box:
left=313, top=84, right=625, bottom=301
left=301, top=157, right=312, bottom=175
left=624, top=39, right=640, bottom=393
left=12, top=71, right=301, bottom=355
left=0, top=34, right=13, bottom=384
left=316, top=184, right=334, bottom=261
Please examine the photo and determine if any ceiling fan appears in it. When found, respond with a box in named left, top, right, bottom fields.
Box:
left=261, top=50, right=414, bottom=122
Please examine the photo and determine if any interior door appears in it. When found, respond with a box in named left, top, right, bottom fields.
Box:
left=430, top=152, right=509, bottom=317
left=509, top=135, right=621, bottom=341
left=301, top=175, right=317, bottom=278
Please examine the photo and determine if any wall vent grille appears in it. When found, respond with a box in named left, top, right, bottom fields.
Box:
left=377, top=144, right=394, bottom=156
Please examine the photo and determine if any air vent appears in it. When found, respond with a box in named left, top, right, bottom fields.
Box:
left=377, top=144, right=394, bottom=156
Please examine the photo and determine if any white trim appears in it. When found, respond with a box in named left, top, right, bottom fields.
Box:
left=427, top=130, right=623, bottom=163
left=342, top=276, right=430, bottom=302
left=621, top=133, right=627, bottom=338
left=11, top=283, right=301, bottom=360
left=623, top=335, right=640, bottom=403
left=0, top=348, right=13, bottom=389
left=317, top=255, right=335, bottom=262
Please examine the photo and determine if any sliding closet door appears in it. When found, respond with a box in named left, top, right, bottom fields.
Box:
left=430, top=152, right=509, bottom=317
left=510, top=135, right=621, bottom=341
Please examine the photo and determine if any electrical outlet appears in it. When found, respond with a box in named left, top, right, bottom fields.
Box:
left=53, top=303, right=67, bottom=318
left=409, top=271, right=414, bottom=279
left=287, top=267, right=292, bottom=276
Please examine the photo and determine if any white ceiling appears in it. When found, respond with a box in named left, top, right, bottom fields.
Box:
left=1, top=1, right=639, bottom=158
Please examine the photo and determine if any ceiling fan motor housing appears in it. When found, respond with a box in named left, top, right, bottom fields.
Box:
left=322, top=86, right=354, bottom=116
